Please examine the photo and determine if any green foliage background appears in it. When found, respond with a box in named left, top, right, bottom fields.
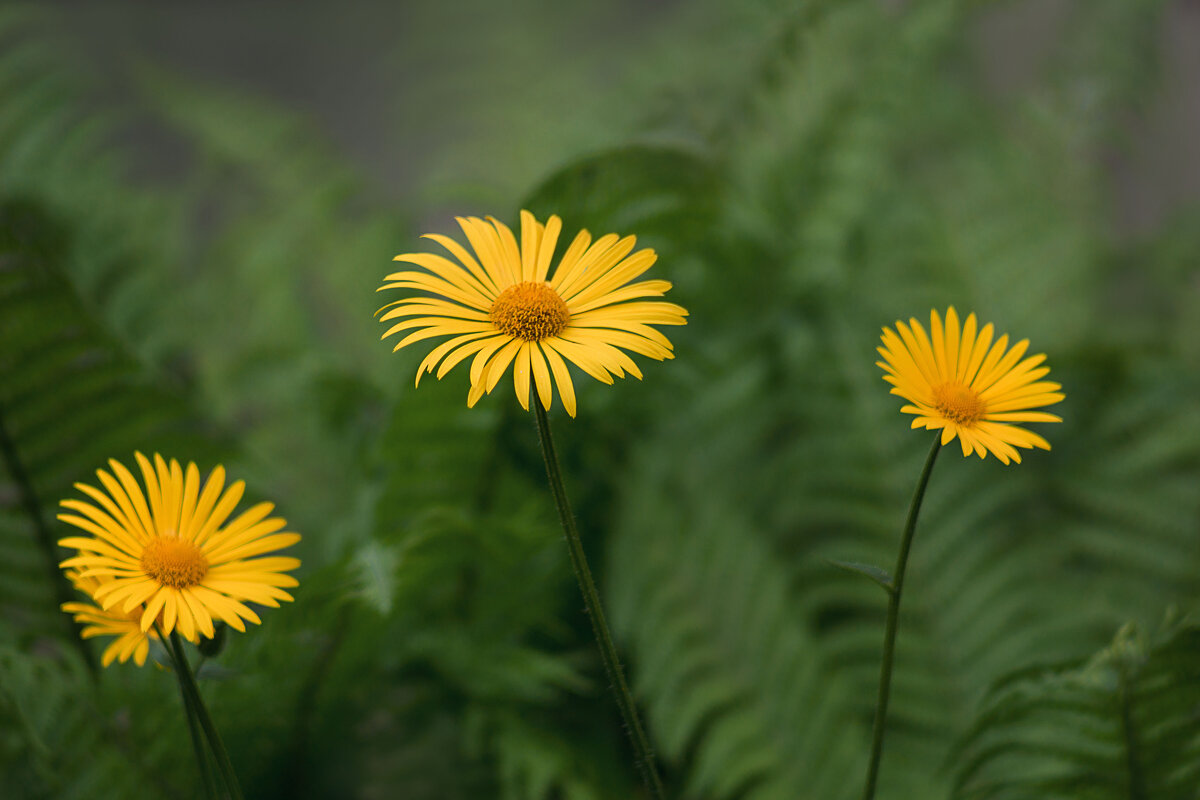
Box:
left=2, top=1, right=1198, bottom=798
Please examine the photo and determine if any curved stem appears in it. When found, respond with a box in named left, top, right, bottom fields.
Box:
left=533, top=404, right=666, bottom=799
left=167, top=632, right=244, bottom=800
left=159, top=625, right=219, bottom=800
left=861, top=434, right=941, bottom=800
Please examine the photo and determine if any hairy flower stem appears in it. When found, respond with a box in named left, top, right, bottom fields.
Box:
left=185, top=697, right=221, bottom=800
left=160, top=625, right=219, bottom=799
left=166, top=631, right=244, bottom=800
left=534, top=404, right=666, bottom=800
left=861, top=434, right=942, bottom=800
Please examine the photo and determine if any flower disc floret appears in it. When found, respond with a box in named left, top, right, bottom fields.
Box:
left=932, top=382, right=986, bottom=426
left=140, top=536, right=208, bottom=589
left=490, top=281, right=570, bottom=341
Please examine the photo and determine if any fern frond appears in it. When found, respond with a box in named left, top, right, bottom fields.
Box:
left=953, top=617, right=1200, bottom=800
left=479, top=708, right=635, bottom=800
left=0, top=202, right=226, bottom=648
left=0, top=642, right=189, bottom=799
left=608, top=372, right=877, bottom=800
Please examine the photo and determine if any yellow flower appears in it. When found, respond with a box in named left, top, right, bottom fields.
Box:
left=61, top=570, right=166, bottom=667
left=377, top=211, right=688, bottom=417
left=57, top=454, right=301, bottom=640
left=876, top=307, right=1064, bottom=464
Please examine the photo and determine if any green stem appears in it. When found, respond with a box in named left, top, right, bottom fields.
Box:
left=861, top=434, right=942, bottom=800
left=184, top=692, right=220, bottom=800
left=167, top=632, right=244, bottom=800
left=533, top=404, right=666, bottom=800
left=159, top=626, right=219, bottom=800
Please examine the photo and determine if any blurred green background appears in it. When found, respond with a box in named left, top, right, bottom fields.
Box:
left=2, top=1, right=1199, bottom=798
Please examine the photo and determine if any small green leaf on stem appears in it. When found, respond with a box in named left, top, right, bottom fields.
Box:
left=826, top=559, right=895, bottom=594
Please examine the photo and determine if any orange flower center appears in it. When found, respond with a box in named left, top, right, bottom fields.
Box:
left=932, top=382, right=986, bottom=426
left=489, top=281, right=570, bottom=341
left=141, top=535, right=208, bottom=589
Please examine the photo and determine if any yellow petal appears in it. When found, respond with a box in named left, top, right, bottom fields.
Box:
left=513, top=343, right=532, bottom=411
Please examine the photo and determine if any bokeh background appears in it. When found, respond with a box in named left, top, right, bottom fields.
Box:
left=2, top=1, right=1199, bottom=799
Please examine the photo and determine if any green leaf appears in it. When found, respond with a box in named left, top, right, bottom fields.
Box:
left=349, top=540, right=400, bottom=616
left=826, top=559, right=894, bottom=593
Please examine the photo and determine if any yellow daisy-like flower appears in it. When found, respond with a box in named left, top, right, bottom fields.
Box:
left=57, top=454, right=301, bottom=641
left=876, top=307, right=1064, bottom=464
left=377, top=211, right=688, bottom=417
left=61, top=570, right=168, bottom=667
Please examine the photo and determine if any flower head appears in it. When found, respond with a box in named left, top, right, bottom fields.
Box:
left=876, top=307, right=1064, bottom=464
left=377, top=211, right=688, bottom=417
left=61, top=570, right=163, bottom=667
left=57, top=454, right=301, bottom=641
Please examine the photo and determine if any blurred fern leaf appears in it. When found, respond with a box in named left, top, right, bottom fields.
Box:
left=0, top=202, right=226, bottom=649
left=952, top=616, right=1200, bottom=799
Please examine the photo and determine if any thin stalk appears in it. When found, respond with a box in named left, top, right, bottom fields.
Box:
left=533, top=404, right=665, bottom=799
left=183, top=689, right=220, bottom=800
left=861, top=434, right=942, bottom=800
left=159, top=625, right=219, bottom=800
left=167, top=632, right=244, bottom=800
